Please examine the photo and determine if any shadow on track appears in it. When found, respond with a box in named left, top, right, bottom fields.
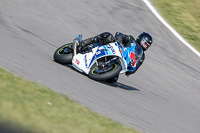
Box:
left=99, top=81, right=140, bottom=91
left=63, top=64, right=140, bottom=91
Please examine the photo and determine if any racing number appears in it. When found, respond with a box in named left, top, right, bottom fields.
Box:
left=96, top=51, right=101, bottom=55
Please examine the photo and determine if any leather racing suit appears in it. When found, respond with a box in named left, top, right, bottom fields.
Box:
left=115, top=32, right=145, bottom=76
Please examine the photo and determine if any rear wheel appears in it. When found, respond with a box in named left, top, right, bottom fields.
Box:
left=88, top=57, right=121, bottom=81
left=53, top=43, right=73, bottom=64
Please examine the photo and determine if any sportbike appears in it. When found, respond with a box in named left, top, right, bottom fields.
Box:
left=53, top=34, right=140, bottom=83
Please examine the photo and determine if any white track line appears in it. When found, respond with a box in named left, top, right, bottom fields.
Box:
left=143, top=0, right=200, bottom=57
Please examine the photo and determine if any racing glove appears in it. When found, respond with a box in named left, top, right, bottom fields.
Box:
left=125, top=71, right=134, bottom=77
left=115, top=32, right=123, bottom=45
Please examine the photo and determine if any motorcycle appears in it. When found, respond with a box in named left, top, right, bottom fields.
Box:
left=53, top=34, right=139, bottom=83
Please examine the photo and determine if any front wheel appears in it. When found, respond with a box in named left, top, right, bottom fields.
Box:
left=88, top=63, right=122, bottom=81
left=53, top=43, right=73, bottom=64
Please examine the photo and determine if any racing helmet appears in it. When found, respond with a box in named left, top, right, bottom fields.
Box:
left=97, top=32, right=115, bottom=45
left=136, top=32, right=153, bottom=51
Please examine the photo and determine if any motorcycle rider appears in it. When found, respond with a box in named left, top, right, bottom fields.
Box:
left=78, top=32, right=153, bottom=76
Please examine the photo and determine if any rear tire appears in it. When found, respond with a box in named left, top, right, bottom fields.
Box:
left=88, top=63, right=121, bottom=81
left=53, top=43, right=73, bottom=64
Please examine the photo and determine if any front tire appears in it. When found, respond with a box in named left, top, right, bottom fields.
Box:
left=88, top=63, right=121, bottom=81
left=54, top=43, right=73, bottom=64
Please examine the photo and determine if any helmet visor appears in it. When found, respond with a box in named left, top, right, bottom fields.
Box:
left=141, top=39, right=150, bottom=50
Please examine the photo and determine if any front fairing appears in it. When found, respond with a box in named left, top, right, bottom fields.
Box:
left=72, top=42, right=127, bottom=74
left=121, top=41, right=140, bottom=71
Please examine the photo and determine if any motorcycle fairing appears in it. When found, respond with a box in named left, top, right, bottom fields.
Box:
left=88, top=44, right=120, bottom=67
left=121, top=42, right=137, bottom=72
left=72, top=42, right=127, bottom=74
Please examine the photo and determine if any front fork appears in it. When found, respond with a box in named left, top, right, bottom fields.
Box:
left=99, top=57, right=118, bottom=68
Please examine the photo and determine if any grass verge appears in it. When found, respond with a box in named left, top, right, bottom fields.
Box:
left=0, top=67, right=139, bottom=133
left=150, top=0, right=200, bottom=52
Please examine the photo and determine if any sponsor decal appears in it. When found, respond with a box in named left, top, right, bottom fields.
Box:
left=75, top=59, right=80, bottom=65
left=85, top=55, right=88, bottom=68
left=130, top=51, right=136, bottom=67
left=110, top=46, right=116, bottom=54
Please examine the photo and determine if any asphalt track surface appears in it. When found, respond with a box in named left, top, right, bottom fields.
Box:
left=0, top=0, right=200, bottom=133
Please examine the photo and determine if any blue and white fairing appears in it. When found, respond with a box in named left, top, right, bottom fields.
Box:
left=88, top=43, right=120, bottom=67
left=72, top=42, right=128, bottom=74
left=121, top=41, right=138, bottom=72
